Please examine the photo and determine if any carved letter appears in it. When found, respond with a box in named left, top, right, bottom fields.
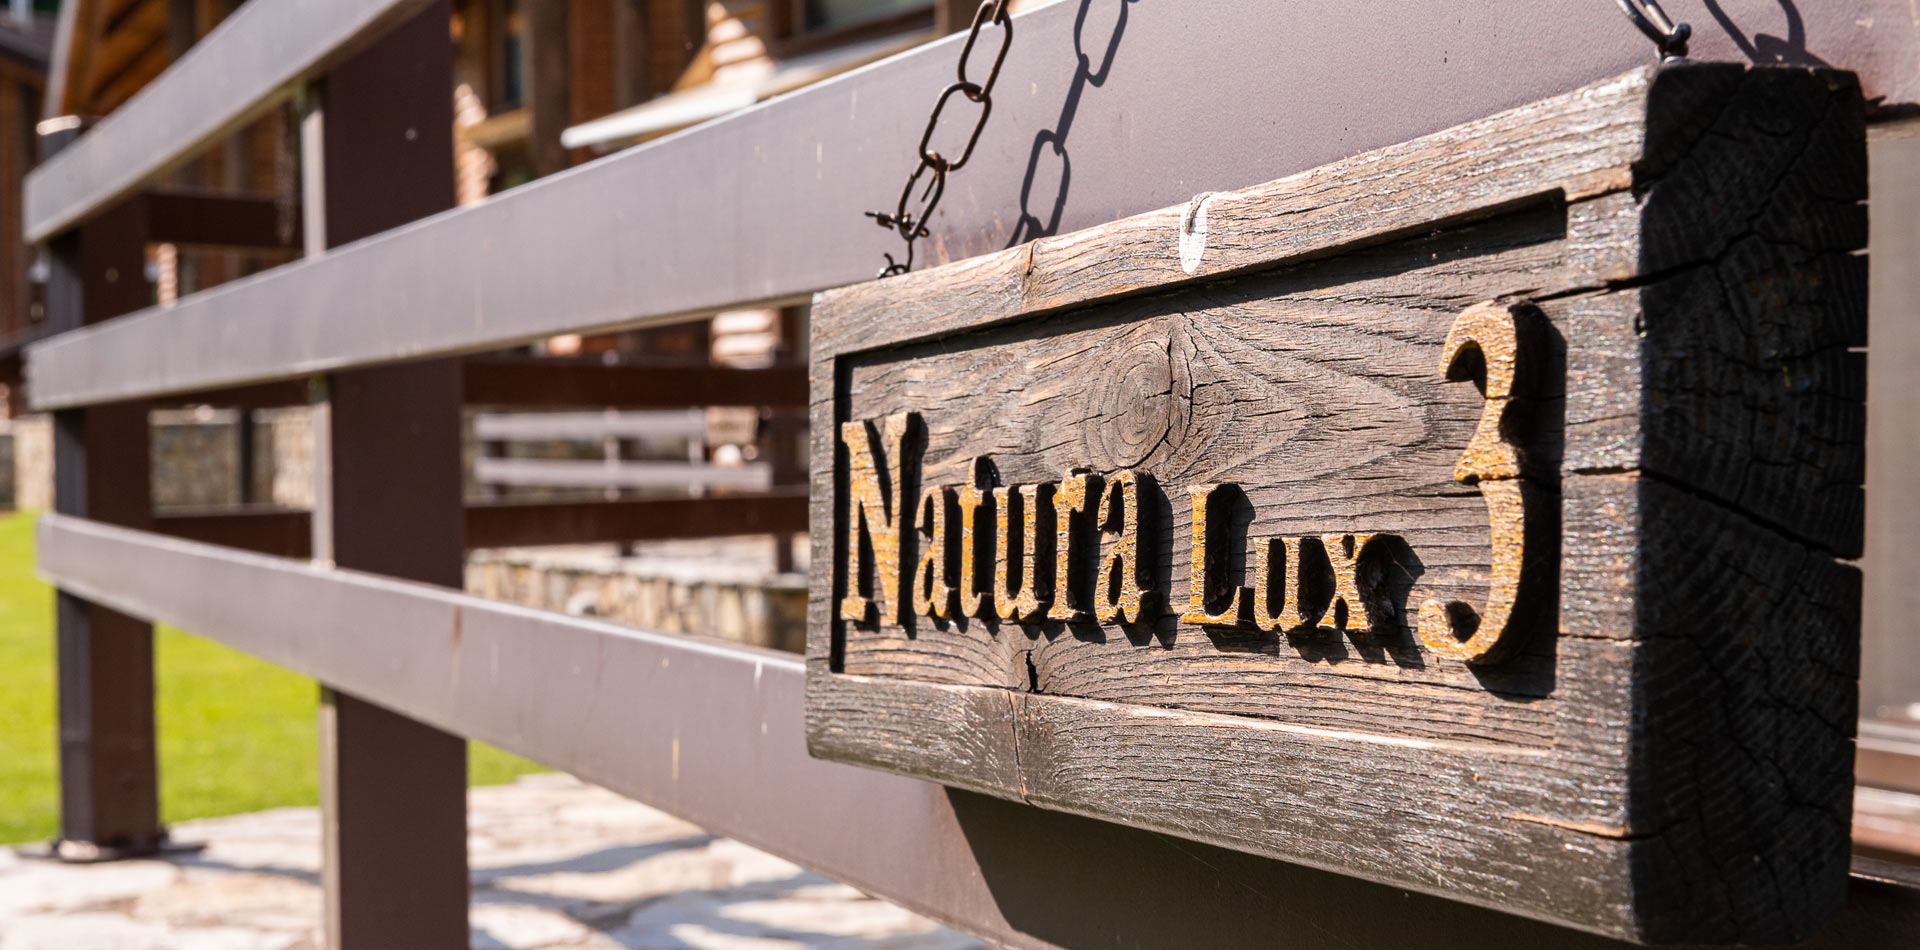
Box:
left=912, top=487, right=956, bottom=619
left=993, top=483, right=1053, bottom=621
left=1181, top=484, right=1248, bottom=626
left=1419, top=302, right=1538, bottom=665
left=1048, top=470, right=1096, bottom=622
left=1321, top=533, right=1379, bottom=634
left=954, top=458, right=994, bottom=618
left=1094, top=470, right=1157, bottom=623
left=1250, top=537, right=1313, bottom=631
left=840, top=413, right=916, bottom=625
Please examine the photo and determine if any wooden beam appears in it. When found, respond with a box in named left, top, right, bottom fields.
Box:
left=152, top=495, right=809, bottom=556
left=47, top=193, right=163, bottom=856
left=525, top=0, right=569, bottom=176
left=473, top=457, right=773, bottom=491
left=153, top=506, right=311, bottom=557
left=141, top=189, right=300, bottom=249
left=465, top=494, right=807, bottom=548
left=610, top=0, right=649, bottom=108
left=306, top=6, right=466, bottom=948
left=463, top=358, right=806, bottom=408
left=0, top=75, right=26, bottom=340
left=472, top=408, right=706, bottom=440
left=148, top=377, right=310, bottom=410
left=142, top=360, right=806, bottom=409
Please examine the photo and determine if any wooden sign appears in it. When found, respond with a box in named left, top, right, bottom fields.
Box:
left=805, top=64, right=1866, bottom=945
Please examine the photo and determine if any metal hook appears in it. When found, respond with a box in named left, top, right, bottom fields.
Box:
left=877, top=245, right=913, bottom=279
left=1615, top=0, right=1691, bottom=62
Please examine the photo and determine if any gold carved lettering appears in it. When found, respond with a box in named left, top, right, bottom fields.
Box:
left=954, top=458, right=994, bottom=618
left=1323, top=533, right=1378, bottom=634
left=993, top=484, right=1052, bottom=621
left=1094, top=470, right=1156, bottom=623
left=841, top=310, right=1539, bottom=660
left=1048, top=470, right=1096, bottom=622
left=1419, top=302, right=1537, bottom=665
left=912, top=487, right=956, bottom=619
left=1181, top=484, right=1248, bottom=626
left=1250, top=536, right=1312, bottom=631
left=839, top=413, right=916, bottom=625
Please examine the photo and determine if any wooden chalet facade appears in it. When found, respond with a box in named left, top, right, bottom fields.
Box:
left=0, top=6, right=49, bottom=418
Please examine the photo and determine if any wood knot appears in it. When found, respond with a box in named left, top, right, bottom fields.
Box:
left=1085, top=329, right=1190, bottom=469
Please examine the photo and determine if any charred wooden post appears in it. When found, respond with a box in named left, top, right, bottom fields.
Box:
left=807, top=64, right=1868, bottom=945
left=46, top=193, right=164, bottom=858
left=303, top=5, right=468, bottom=948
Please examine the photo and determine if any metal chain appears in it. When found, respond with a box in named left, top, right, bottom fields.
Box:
left=866, top=1, right=1014, bottom=277
left=1615, top=0, right=1691, bottom=61
left=864, top=2, right=1682, bottom=275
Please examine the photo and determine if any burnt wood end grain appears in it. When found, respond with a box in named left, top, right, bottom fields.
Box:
left=804, top=64, right=1867, bottom=945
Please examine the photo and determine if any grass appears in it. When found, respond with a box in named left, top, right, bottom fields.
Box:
left=0, top=509, right=543, bottom=844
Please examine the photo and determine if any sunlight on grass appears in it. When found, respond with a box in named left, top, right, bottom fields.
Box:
left=0, top=511, right=57, bottom=844
left=0, top=510, right=544, bottom=844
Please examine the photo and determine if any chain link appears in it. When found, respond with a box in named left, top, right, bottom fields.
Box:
left=1614, top=0, right=1690, bottom=61
left=866, top=1, right=1014, bottom=278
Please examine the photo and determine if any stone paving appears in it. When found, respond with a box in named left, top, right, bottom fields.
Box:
left=0, top=773, right=982, bottom=950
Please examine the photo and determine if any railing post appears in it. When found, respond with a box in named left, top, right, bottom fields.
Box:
left=302, top=4, right=467, bottom=948
left=46, top=192, right=163, bottom=857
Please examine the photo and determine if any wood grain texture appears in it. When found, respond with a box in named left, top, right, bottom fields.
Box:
left=806, top=63, right=1865, bottom=944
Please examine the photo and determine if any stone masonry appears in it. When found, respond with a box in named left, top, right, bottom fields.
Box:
left=466, top=537, right=807, bottom=653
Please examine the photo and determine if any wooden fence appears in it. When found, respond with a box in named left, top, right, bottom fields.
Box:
left=15, top=1, right=1920, bottom=948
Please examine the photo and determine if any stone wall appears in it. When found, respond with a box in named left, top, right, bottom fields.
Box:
left=150, top=410, right=241, bottom=509
left=10, top=414, right=49, bottom=511
left=259, top=407, right=314, bottom=509
left=466, top=536, right=807, bottom=652
left=9, top=407, right=315, bottom=512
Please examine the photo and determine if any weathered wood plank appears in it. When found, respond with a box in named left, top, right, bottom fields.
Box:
left=806, top=63, right=1866, bottom=944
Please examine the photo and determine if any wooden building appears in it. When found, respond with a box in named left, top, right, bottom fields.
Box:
left=0, top=6, right=51, bottom=417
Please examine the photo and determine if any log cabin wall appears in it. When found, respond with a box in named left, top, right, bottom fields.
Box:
left=0, top=11, right=49, bottom=417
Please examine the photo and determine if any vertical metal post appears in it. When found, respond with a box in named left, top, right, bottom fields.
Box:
left=234, top=408, right=255, bottom=504
left=526, top=0, right=571, bottom=176
left=46, top=192, right=163, bottom=857
left=611, top=0, right=651, bottom=110
left=769, top=306, right=804, bottom=574
left=303, top=5, right=467, bottom=948
left=0, top=81, right=25, bottom=341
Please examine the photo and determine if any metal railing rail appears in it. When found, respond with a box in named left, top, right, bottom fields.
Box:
left=472, top=409, right=710, bottom=441
left=144, top=495, right=811, bottom=557
left=35, top=512, right=1920, bottom=950
left=21, top=2, right=1920, bottom=946
left=26, top=0, right=1919, bottom=411
left=22, top=0, right=430, bottom=243
left=473, top=456, right=775, bottom=490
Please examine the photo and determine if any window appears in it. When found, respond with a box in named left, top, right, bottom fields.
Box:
left=493, top=0, right=526, bottom=110
left=802, top=0, right=929, bottom=34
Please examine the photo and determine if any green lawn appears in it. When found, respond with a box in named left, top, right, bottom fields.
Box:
left=0, top=509, right=543, bottom=844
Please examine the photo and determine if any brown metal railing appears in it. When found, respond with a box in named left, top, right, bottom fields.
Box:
left=18, top=0, right=1920, bottom=947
